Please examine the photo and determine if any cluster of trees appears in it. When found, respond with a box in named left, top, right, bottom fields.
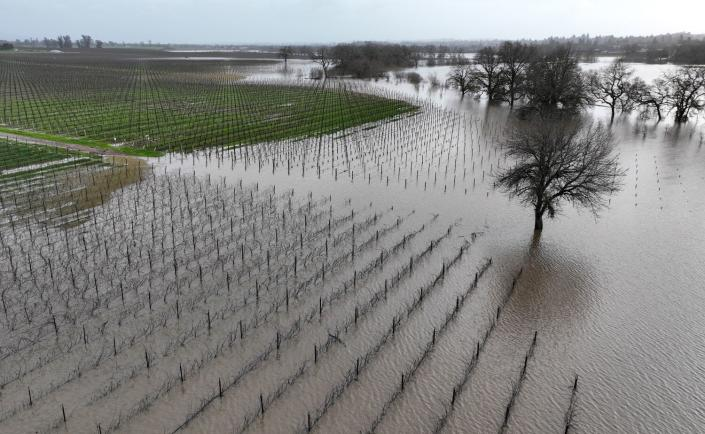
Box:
left=425, top=53, right=470, bottom=67
left=0, top=42, right=13, bottom=51
left=14, top=37, right=161, bottom=49
left=403, top=33, right=705, bottom=65
left=583, top=61, right=704, bottom=123
left=669, top=41, right=705, bottom=64
left=40, top=35, right=104, bottom=50
left=278, top=43, right=416, bottom=79
left=402, top=43, right=484, bottom=66
left=291, top=43, right=475, bottom=71
left=511, top=32, right=705, bottom=64
left=448, top=44, right=705, bottom=123
left=448, top=43, right=588, bottom=111
left=329, top=43, right=414, bottom=78
left=298, top=43, right=415, bottom=79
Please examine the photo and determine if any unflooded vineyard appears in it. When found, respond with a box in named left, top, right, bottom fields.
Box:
left=0, top=54, right=415, bottom=154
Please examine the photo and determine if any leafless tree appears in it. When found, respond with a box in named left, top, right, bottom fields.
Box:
left=279, top=46, right=294, bottom=68
left=524, top=46, right=590, bottom=113
left=472, top=47, right=506, bottom=101
left=446, top=66, right=478, bottom=98
left=587, top=59, right=635, bottom=122
left=411, top=51, right=422, bottom=68
left=630, top=77, right=669, bottom=121
left=661, top=66, right=705, bottom=123
left=57, top=35, right=72, bottom=49
left=309, top=47, right=335, bottom=79
left=496, top=117, right=624, bottom=231
left=79, top=35, right=93, bottom=49
left=498, top=42, right=536, bottom=109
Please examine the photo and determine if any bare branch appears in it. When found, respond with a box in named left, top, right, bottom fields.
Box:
left=496, top=116, right=624, bottom=231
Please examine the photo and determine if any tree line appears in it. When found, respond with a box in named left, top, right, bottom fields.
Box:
left=40, top=35, right=103, bottom=49
left=406, top=33, right=705, bottom=65
left=447, top=43, right=705, bottom=123
left=278, top=43, right=416, bottom=79
left=533, top=32, right=705, bottom=64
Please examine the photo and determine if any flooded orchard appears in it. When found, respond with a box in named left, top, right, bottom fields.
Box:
left=1, top=53, right=704, bottom=434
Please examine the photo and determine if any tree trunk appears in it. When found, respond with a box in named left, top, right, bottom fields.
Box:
left=534, top=209, right=543, bottom=231
left=675, top=106, right=687, bottom=123
left=508, top=82, right=515, bottom=109
left=610, top=105, right=615, bottom=123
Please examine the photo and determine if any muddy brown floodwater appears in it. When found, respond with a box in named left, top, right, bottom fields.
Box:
left=0, top=59, right=704, bottom=434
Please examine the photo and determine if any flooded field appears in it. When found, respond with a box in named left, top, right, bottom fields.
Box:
left=1, top=53, right=704, bottom=434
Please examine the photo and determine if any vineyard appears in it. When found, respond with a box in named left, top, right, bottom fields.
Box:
left=0, top=52, right=415, bottom=155
left=0, top=49, right=703, bottom=434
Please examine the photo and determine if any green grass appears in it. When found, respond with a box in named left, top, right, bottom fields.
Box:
left=0, top=137, right=108, bottom=184
left=0, top=138, right=67, bottom=172
left=0, top=127, right=164, bottom=157
left=0, top=59, right=417, bottom=154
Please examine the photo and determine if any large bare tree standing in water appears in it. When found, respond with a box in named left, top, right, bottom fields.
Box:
left=447, top=65, right=478, bottom=98
left=587, top=58, right=635, bottom=122
left=473, top=47, right=506, bottom=101
left=496, top=117, right=624, bottom=231
left=279, top=46, right=294, bottom=68
left=310, top=47, right=335, bottom=80
left=498, top=41, right=535, bottom=109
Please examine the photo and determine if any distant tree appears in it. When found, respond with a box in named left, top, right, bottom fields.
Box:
left=0, top=42, right=13, bottom=51
left=428, top=73, right=441, bottom=87
left=43, top=37, right=57, bottom=49
left=308, top=68, right=324, bottom=80
left=496, top=116, right=623, bottom=231
left=587, top=58, right=635, bottom=122
left=411, top=51, right=422, bottom=68
left=671, top=41, right=705, bottom=64
left=645, top=47, right=668, bottom=63
left=309, top=47, right=335, bottom=79
left=524, top=46, right=590, bottom=113
left=62, top=35, right=72, bottom=49
left=330, top=43, right=413, bottom=78
left=403, top=72, right=423, bottom=85
left=514, top=32, right=705, bottom=64
left=472, top=47, right=506, bottom=101
left=630, top=77, right=669, bottom=121
left=279, top=46, right=294, bottom=67
left=446, top=53, right=470, bottom=66
left=79, top=35, right=93, bottom=49
left=446, top=66, right=478, bottom=98
left=661, top=66, right=705, bottom=123
left=498, top=42, right=536, bottom=108
left=436, top=52, right=446, bottom=64
left=95, top=40, right=103, bottom=49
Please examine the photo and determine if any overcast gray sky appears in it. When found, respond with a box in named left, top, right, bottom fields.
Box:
left=3, top=0, right=704, bottom=44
